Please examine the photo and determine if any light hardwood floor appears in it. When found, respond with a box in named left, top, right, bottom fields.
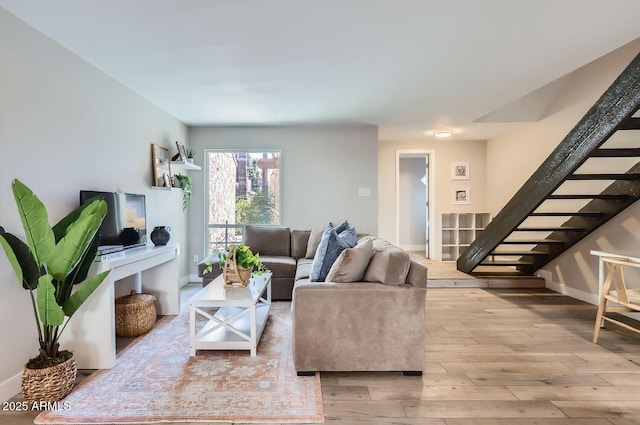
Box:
left=3, top=267, right=640, bottom=424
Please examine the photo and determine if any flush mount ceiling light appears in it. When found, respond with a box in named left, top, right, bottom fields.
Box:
left=433, top=129, right=454, bottom=138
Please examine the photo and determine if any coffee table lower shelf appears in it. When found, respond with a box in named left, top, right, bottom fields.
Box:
left=191, top=303, right=270, bottom=356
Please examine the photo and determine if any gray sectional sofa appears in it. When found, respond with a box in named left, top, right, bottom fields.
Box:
left=197, top=224, right=428, bottom=375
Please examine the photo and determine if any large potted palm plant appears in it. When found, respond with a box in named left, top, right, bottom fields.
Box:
left=0, top=179, right=110, bottom=402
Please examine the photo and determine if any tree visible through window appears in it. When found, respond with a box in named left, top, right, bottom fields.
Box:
left=205, top=150, right=280, bottom=254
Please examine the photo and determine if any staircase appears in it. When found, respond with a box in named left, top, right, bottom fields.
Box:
left=458, top=52, right=640, bottom=276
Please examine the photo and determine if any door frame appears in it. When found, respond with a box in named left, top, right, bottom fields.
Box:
left=395, top=149, right=435, bottom=258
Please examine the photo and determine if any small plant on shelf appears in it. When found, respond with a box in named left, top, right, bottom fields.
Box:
left=172, top=173, right=192, bottom=211
left=185, top=148, right=196, bottom=163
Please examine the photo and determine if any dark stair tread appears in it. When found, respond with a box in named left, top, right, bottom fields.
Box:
left=490, top=250, right=548, bottom=256
left=618, top=117, right=640, bottom=130
left=591, top=148, right=640, bottom=157
left=547, top=194, right=631, bottom=200
left=470, top=270, right=532, bottom=277
left=480, top=260, right=534, bottom=266
left=515, top=227, right=584, bottom=232
left=567, top=173, right=640, bottom=180
left=530, top=212, right=604, bottom=217
left=500, top=239, right=564, bottom=244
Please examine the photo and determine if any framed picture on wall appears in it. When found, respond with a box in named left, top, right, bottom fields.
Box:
left=452, top=187, right=470, bottom=205
left=452, top=162, right=470, bottom=180
left=152, top=144, right=172, bottom=187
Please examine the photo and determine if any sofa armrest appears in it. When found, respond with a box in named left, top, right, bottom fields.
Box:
left=292, top=280, right=426, bottom=373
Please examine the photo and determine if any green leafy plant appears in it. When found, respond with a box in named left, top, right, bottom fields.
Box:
left=0, top=179, right=110, bottom=368
left=185, top=148, right=196, bottom=159
left=203, top=244, right=268, bottom=275
left=173, top=173, right=192, bottom=211
left=218, top=244, right=263, bottom=270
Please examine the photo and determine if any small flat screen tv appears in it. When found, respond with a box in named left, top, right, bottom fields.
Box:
left=79, top=190, right=147, bottom=248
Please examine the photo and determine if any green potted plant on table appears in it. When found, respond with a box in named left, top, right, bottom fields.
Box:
left=0, top=179, right=110, bottom=402
left=205, top=244, right=266, bottom=286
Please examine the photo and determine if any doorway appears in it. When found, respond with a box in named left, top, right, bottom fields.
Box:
left=396, top=150, right=434, bottom=258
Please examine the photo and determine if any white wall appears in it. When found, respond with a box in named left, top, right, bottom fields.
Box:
left=378, top=140, right=487, bottom=246
left=398, top=157, right=427, bottom=250
left=187, top=125, right=378, bottom=264
left=0, top=9, right=188, bottom=401
left=485, top=39, right=640, bottom=298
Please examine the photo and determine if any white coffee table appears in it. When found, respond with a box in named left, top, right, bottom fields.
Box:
left=189, top=272, right=272, bottom=356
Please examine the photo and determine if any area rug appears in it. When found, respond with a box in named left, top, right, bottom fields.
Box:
left=35, top=301, right=323, bottom=424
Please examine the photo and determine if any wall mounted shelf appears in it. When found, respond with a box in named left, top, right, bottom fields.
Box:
left=171, top=160, right=201, bottom=171
left=150, top=186, right=179, bottom=191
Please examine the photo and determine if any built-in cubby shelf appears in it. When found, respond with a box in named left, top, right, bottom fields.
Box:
left=439, top=212, right=491, bottom=261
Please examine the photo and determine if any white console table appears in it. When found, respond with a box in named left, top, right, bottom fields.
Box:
left=60, top=244, right=180, bottom=369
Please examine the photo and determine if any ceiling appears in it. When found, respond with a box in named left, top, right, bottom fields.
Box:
left=2, top=0, right=640, bottom=141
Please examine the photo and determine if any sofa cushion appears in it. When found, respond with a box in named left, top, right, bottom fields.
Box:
left=291, top=230, right=311, bottom=259
left=295, top=258, right=313, bottom=281
left=244, top=225, right=291, bottom=257
left=363, top=244, right=411, bottom=286
left=305, top=227, right=324, bottom=258
left=326, top=239, right=373, bottom=282
left=309, top=225, right=357, bottom=282
left=258, top=256, right=297, bottom=278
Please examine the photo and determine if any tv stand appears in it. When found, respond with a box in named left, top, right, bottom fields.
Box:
left=60, top=244, right=180, bottom=369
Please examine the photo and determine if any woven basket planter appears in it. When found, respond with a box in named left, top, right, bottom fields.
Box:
left=115, top=290, right=157, bottom=337
left=222, top=246, right=252, bottom=287
left=22, top=357, right=77, bottom=403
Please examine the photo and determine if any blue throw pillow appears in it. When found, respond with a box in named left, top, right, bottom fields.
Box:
left=332, top=220, right=350, bottom=234
left=340, top=226, right=358, bottom=247
left=310, top=224, right=358, bottom=282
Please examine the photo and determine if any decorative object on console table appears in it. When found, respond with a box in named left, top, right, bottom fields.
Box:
left=120, top=227, right=141, bottom=246
left=151, top=144, right=172, bottom=187
left=151, top=226, right=171, bottom=246
left=0, top=179, right=111, bottom=402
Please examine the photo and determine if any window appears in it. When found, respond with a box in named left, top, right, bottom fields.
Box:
left=205, top=150, right=281, bottom=254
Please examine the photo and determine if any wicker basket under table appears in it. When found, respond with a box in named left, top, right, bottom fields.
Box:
left=115, top=290, right=157, bottom=337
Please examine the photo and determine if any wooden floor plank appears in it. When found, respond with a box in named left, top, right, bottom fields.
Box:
left=553, top=400, right=640, bottom=418
left=403, top=400, right=567, bottom=418
left=369, top=385, right=517, bottom=401
left=508, top=385, right=640, bottom=401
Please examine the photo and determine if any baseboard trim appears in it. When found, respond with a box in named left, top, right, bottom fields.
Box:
left=540, top=271, right=598, bottom=306
left=542, top=271, right=640, bottom=322
left=0, top=370, right=21, bottom=402
left=180, top=275, right=203, bottom=287
left=400, top=245, right=426, bottom=252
